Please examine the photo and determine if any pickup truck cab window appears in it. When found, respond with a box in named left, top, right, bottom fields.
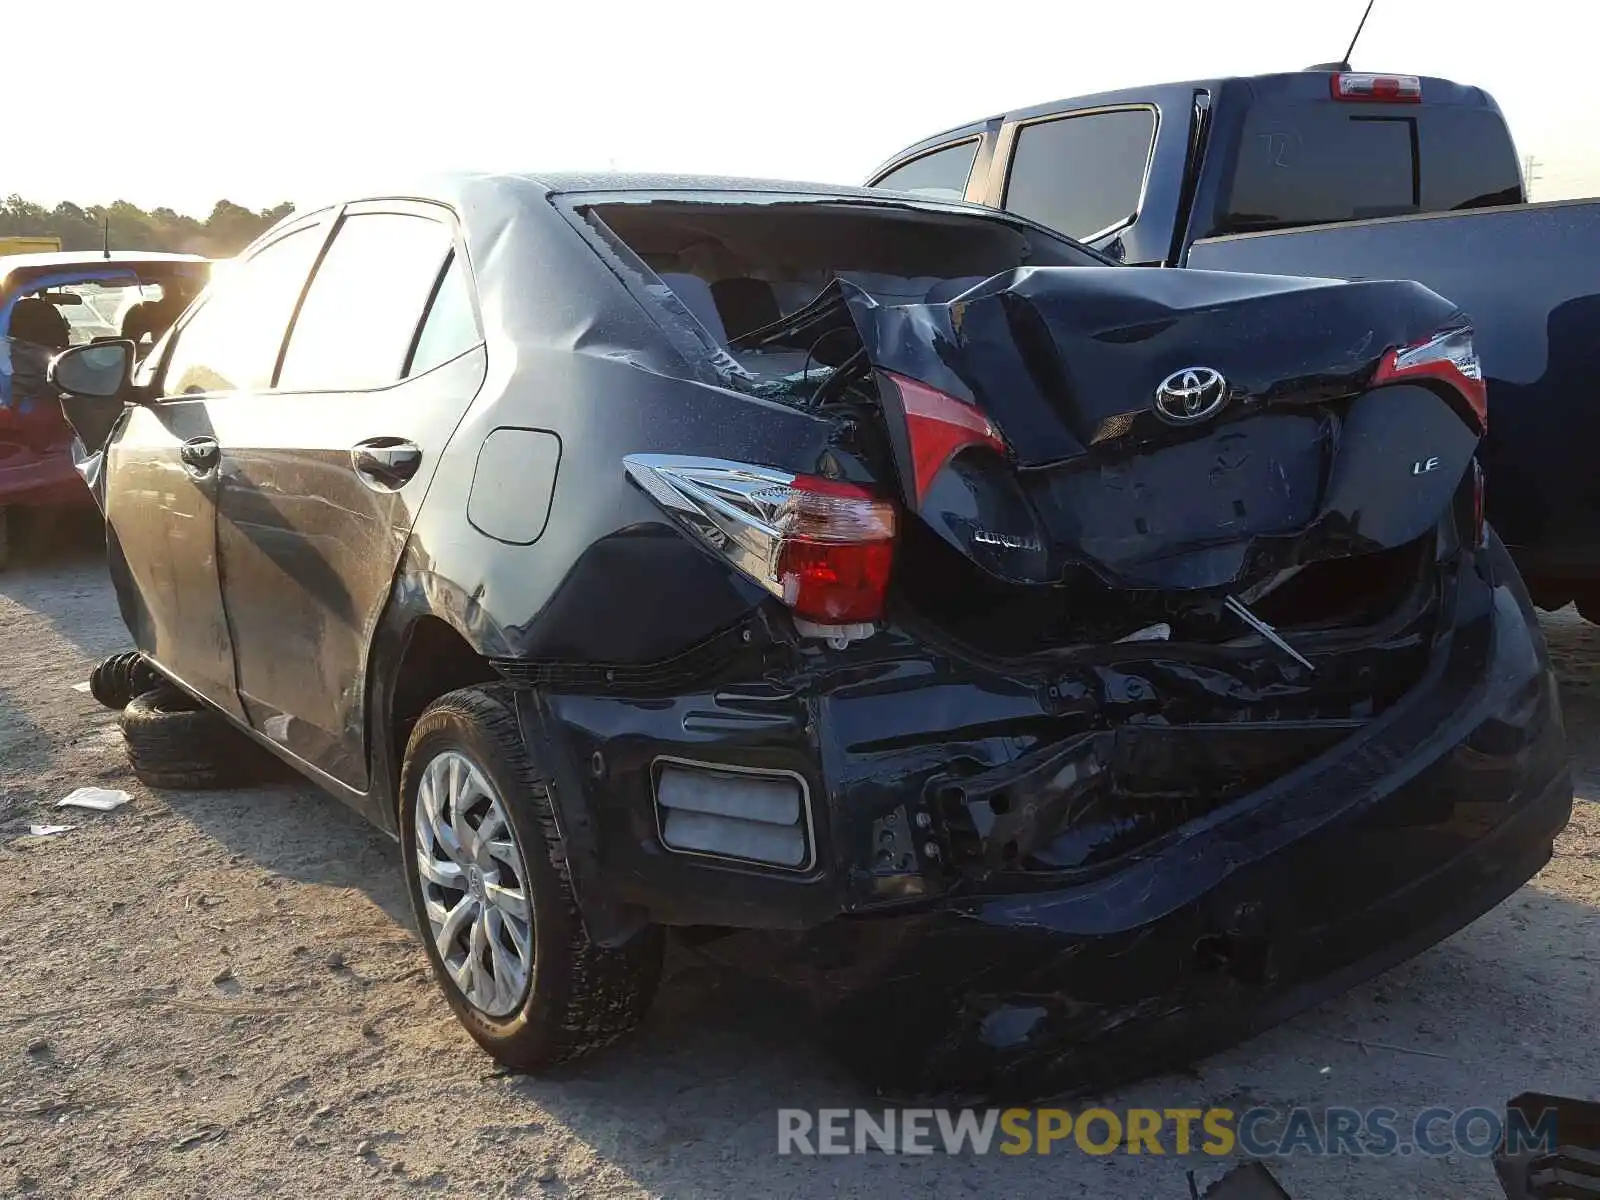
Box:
left=1225, top=108, right=1417, bottom=231
left=1003, top=108, right=1157, bottom=241
left=1216, top=100, right=1523, bottom=236
left=874, top=140, right=980, bottom=199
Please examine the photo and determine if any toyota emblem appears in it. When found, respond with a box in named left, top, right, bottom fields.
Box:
left=1153, top=367, right=1228, bottom=425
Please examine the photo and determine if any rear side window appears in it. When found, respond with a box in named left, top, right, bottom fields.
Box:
left=874, top=141, right=979, bottom=199
left=1003, top=108, right=1157, bottom=240
left=163, top=226, right=323, bottom=395
left=406, top=251, right=480, bottom=377
left=277, top=212, right=453, bottom=392
left=1217, top=104, right=1521, bottom=235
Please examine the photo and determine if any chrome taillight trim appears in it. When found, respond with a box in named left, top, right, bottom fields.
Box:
left=623, top=454, right=796, bottom=602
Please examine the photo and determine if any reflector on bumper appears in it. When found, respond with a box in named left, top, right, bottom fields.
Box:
left=654, top=758, right=813, bottom=870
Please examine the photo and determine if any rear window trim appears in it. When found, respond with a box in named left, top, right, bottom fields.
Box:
left=1000, top=102, right=1162, bottom=244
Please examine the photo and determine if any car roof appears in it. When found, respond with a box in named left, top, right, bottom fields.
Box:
left=0, top=250, right=209, bottom=272
left=518, top=171, right=922, bottom=202
left=0, top=250, right=210, bottom=291
left=280, top=169, right=1007, bottom=222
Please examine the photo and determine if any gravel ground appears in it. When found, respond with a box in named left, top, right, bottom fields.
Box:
left=1, top=535, right=1596, bottom=1199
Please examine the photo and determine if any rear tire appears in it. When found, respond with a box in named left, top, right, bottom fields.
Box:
left=90, top=651, right=160, bottom=710
left=399, top=684, right=662, bottom=1071
left=119, top=685, right=276, bottom=789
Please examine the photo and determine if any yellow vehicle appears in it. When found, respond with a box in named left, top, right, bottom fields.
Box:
left=0, top=236, right=62, bottom=256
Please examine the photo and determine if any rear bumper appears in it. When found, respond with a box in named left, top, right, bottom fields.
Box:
left=809, top=733, right=1569, bottom=1098
left=517, top=541, right=1570, bottom=1090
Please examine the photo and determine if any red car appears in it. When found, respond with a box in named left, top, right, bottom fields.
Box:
left=0, top=251, right=210, bottom=566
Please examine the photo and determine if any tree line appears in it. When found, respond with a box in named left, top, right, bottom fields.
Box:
left=2, top=195, right=297, bottom=258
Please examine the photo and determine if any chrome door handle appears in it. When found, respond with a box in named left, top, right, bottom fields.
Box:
left=351, top=438, right=421, bottom=488
left=179, top=436, right=219, bottom=475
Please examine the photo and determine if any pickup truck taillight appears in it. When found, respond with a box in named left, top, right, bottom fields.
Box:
left=1373, top=324, right=1488, bottom=433
left=623, top=454, right=896, bottom=625
left=1330, top=73, right=1421, bottom=103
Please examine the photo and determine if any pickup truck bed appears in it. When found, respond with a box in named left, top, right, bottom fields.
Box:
left=1188, top=199, right=1600, bottom=610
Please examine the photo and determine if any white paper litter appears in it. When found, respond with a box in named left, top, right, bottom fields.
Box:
left=71, top=680, right=92, bottom=693
left=26, top=824, right=75, bottom=838
left=56, top=787, right=131, bottom=812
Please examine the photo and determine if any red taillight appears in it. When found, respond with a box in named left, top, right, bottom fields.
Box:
left=770, top=476, right=896, bottom=623
left=884, top=371, right=1007, bottom=506
left=623, top=455, right=897, bottom=633
left=1330, top=73, right=1421, bottom=103
left=1372, top=324, right=1488, bottom=433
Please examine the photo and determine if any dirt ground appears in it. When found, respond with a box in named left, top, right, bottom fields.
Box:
left=1, top=536, right=1596, bottom=1200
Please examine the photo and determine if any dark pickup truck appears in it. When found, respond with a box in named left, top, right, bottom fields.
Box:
left=869, top=69, right=1600, bottom=617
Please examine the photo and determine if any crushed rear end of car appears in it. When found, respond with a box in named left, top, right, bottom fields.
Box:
left=512, top=196, right=1571, bottom=1095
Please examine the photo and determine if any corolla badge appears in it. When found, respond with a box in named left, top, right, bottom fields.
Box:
left=973, top=529, right=1042, bottom=552
left=1153, top=367, right=1228, bottom=425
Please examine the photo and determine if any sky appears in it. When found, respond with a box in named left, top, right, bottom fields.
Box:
left=9, top=0, right=1600, bottom=215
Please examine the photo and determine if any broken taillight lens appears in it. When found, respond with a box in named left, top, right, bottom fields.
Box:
left=622, top=455, right=896, bottom=626
left=882, top=371, right=1008, bottom=507
left=1372, top=324, right=1488, bottom=433
left=770, top=476, right=895, bottom=622
left=1329, top=73, right=1421, bottom=103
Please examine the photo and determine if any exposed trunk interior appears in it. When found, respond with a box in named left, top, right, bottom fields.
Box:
left=586, top=197, right=1474, bottom=657
left=584, top=197, right=1486, bottom=877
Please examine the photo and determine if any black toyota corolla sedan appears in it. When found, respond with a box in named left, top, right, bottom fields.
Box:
left=49, top=172, right=1571, bottom=1096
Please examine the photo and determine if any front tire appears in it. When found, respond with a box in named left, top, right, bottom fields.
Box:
left=399, top=685, right=662, bottom=1071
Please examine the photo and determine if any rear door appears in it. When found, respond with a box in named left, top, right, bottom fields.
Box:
left=115, top=217, right=331, bottom=718
left=209, top=201, right=487, bottom=790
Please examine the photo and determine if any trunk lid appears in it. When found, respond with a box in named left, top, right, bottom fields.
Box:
left=836, top=266, right=1480, bottom=591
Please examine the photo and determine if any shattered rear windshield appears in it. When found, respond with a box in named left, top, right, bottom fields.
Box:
left=584, top=198, right=1097, bottom=350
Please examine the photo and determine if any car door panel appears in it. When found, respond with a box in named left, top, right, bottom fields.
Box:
left=209, top=205, right=485, bottom=792
left=211, top=347, right=486, bottom=786
left=100, top=217, right=332, bottom=720
left=104, top=398, right=242, bottom=718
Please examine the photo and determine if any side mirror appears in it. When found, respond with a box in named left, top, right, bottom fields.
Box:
left=49, top=340, right=134, bottom=400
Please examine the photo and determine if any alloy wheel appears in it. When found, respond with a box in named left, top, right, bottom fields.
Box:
left=413, top=749, right=534, bottom=1017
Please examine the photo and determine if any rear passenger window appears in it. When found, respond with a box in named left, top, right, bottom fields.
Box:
left=163, top=225, right=324, bottom=396
left=1003, top=109, right=1157, bottom=240
left=406, top=251, right=480, bottom=377
left=276, top=212, right=453, bottom=392
left=874, top=141, right=980, bottom=199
